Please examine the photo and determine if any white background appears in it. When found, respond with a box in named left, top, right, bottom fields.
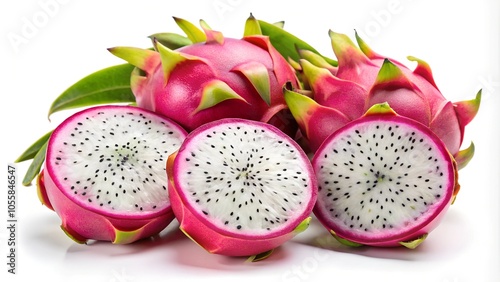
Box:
left=1, top=0, right=499, bottom=281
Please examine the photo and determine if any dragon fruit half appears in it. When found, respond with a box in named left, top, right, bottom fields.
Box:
left=285, top=31, right=481, bottom=170
left=167, top=118, right=317, bottom=257
left=109, top=16, right=299, bottom=135
left=38, top=105, right=187, bottom=244
left=312, top=103, right=457, bottom=248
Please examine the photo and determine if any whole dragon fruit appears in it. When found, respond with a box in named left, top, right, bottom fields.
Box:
left=285, top=31, right=481, bottom=170
left=109, top=16, right=299, bottom=135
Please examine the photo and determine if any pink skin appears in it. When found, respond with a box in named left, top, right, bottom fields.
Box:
left=133, top=36, right=299, bottom=133
left=301, top=59, right=367, bottom=121
left=40, top=169, right=175, bottom=243
left=312, top=112, right=456, bottom=247
left=167, top=118, right=317, bottom=256
left=168, top=171, right=303, bottom=256
left=300, top=31, right=480, bottom=166
left=40, top=105, right=187, bottom=244
left=297, top=103, right=351, bottom=153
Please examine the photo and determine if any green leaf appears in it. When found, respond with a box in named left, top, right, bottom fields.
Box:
left=48, top=63, right=136, bottom=118
left=15, top=130, right=52, bottom=163
left=148, top=32, right=192, bottom=50
left=258, top=20, right=337, bottom=66
left=22, top=140, right=48, bottom=186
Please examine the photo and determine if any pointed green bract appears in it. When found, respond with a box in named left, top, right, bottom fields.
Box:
left=112, top=225, right=146, bottom=244
left=288, top=57, right=301, bottom=71
left=148, top=32, right=192, bottom=50
left=455, top=142, right=475, bottom=170
left=300, top=59, right=331, bottom=86
left=107, top=47, right=158, bottom=74
left=155, top=41, right=201, bottom=85
left=364, top=102, right=397, bottom=116
left=376, top=59, right=404, bottom=83
left=454, top=90, right=482, bottom=128
left=354, top=30, right=379, bottom=59
left=22, top=141, right=48, bottom=186
left=48, top=64, right=136, bottom=118
left=244, top=13, right=262, bottom=36
left=195, top=80, right=248, bottom=113
left=407, top=56, right=438, bottom=89
left=399, top=234, right=428, bottom=249
left=61, top=225, right=87, bottom=244
left=374, top=59, right=414, bottom=90
left=330, top=230, right=363, bottom=247
left=130, top=67, right=147, bottom=94
left=283, top=82, right=352, bottom=152
left=232, top=61, right=271, bottom=105
left=156, top=41, right=185, bottom=85
left=15, top=130, right=52, bottom=163
left=173, top=16, right=206, bottom=43
left=293, top=217, right=311, bottom=234
left=36, top=171, right=54, bottom=210
left=329, top=30, right=368, bottom=67
left=246, top=249, right=274, bottom=262
left=204, top=29, right=225, bottom=45
left=299, top=49, right=337, bottom=73
left=283, top=85, right=318, bottom=132
left=199, top=20, right=224, bottom=45
left=199, top=19, right=212, bottom=30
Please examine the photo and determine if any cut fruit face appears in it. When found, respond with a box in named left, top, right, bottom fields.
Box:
left=45, top=105, right=187, bottom=218
left=171, top=118, right=317, bottom=238
left=312, top=114, right=455, bottom=244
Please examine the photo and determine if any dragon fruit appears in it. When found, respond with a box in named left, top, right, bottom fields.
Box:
left=39, top=105, right=187, bottom=244
left=167, top=118, right=317, bottom=257
left=286, top=31, right=481, bottom=170
left=312, top=103, right=457, bottom=248
left=108, top=16, right=299, bottom=135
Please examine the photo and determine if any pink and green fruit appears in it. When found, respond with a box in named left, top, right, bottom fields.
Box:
left=167, top=118, right=317, bottom=256
left=312, top=103, right=457, bottom=248
left=38, top=105, right=187, bottom=244
left=109, top=18, right=299, bottom=136
left=287, top=31, right=480, bottom=170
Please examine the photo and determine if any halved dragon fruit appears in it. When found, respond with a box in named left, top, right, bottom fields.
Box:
left=312, top=103, right=457, bottom=248
left=39, top=105, right=187, bottom=244
left=167, top=118, right=317, bottom=257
